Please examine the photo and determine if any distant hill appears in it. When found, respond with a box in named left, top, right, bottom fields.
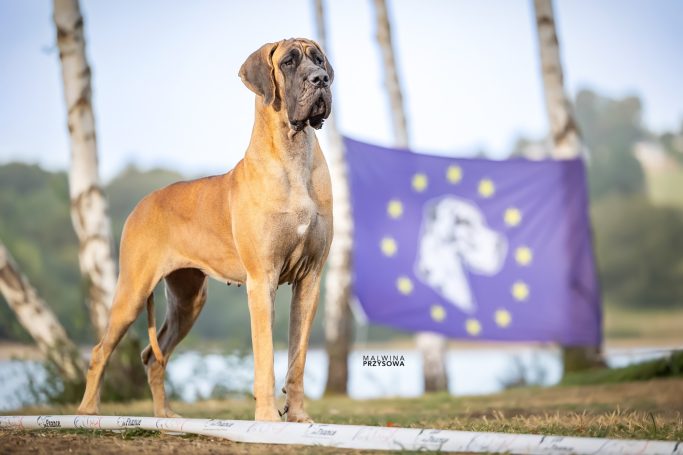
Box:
left=0, top=164, right=82, bottom=341
left=633, top=141, right=683, bottom=209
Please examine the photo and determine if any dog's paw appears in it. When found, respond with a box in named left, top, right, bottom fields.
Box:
left=286, top=410, right=314, bottom=423
left=156, top=408, right=182, bottom=419
left=76, top=406, right=99, bottom=416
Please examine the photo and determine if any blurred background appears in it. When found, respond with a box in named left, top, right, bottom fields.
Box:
left=0, top=0, right=682, bottom=411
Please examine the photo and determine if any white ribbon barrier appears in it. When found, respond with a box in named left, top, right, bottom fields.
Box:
left=1, top=415, right=681, bottom=454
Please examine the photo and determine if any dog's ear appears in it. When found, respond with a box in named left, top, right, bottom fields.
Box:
left=311, top=40, right=334, bottom=83
left=239, top=42, right=281, bottom=110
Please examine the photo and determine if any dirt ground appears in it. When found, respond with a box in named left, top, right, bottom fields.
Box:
left=0, top=431, right=381, bottom=455
left=1, top=377, right=682, bottom=454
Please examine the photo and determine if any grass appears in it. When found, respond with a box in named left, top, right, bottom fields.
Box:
left=603, top=304, right=683, bottom=343
left=2, top=378, right=682, bottom=453
left=646, top=166, right=683, bottom=209
left=562, top=350, right=683, bottom=386
left=2, top=305, right=682, bottom=452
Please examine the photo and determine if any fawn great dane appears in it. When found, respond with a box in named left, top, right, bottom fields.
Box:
left=78, top=38, right=334, bottom=423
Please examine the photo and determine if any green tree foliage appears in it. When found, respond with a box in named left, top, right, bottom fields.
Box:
left=657, top=121, right=683, bottom=165
left=591, top=195, right=683, bottom=308
left=574, top=89, right=647, bottom=199
left=0, top=164, right=84, bottom=341
left=576, top=91, right=683, bottom=309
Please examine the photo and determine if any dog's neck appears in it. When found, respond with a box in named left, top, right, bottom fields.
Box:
left=245, top=98, right=316, bottom=176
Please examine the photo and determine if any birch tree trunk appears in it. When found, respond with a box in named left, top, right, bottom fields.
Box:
left=373, top=0, right=410, bottom=148
left=314, top=0, right=354, bottom=396
left=0, top=241, right=85, bottom=382
left=373, top=0, right=448, bottom=392
left=54, top=0, right=117, bottom=339
left=533, top=0, right=603, bottom=373
left=416, top=332, right=448, bottom=391
left=533, top=0, right=582, bottom=160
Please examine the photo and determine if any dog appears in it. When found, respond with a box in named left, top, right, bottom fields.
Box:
left=77, top=38, right=334, bottom=423
left=415, top=197, right=507, bottom=313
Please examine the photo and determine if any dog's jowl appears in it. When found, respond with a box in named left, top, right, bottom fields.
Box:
left=77, top=39, right=334, bottom=423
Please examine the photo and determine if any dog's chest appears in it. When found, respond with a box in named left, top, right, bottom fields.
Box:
left=291, top=197, right=316, bottom=235
left=277, top=197, right=328, bottom=283
left=283, top=197, right=324, bottom=244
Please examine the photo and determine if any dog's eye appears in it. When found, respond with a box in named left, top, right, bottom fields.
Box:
left=282, top=58, right=294, bottom=67
left=315, top=56, right=324, bottom=65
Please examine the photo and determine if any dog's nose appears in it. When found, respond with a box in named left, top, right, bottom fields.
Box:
left=308, top=70, right=329, bottom=88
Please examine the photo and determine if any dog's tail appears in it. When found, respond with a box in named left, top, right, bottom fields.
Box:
left=146, top=293, right=165, bottom=367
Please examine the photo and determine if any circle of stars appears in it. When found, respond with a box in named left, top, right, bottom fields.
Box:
left=384, top=164, right=537, bottom=337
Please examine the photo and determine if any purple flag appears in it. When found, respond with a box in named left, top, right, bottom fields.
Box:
left=345, top=137, right=602, bottom=346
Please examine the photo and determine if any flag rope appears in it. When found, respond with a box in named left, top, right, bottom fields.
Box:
left=1, top=415, right=680, bottom=454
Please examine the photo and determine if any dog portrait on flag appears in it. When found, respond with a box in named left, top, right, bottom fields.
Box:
left=415, top=196, right=508, bottom=314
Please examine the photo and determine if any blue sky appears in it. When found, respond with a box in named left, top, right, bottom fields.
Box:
left=0, top=0, right=682, bottom=180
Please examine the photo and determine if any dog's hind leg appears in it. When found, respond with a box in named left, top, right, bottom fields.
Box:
left=77, top=273, right=157, bottom=415
left=141, top=267, right=208, bottom=418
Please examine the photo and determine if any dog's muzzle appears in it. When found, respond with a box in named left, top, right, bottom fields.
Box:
left=288, top=69, right=332, bottom=134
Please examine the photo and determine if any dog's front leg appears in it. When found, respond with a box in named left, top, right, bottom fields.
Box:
left=246, top=272, right=280, bottom=421
left=283, top=271, right=321, bottom=423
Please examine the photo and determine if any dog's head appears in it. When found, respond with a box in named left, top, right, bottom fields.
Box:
left=427, top=198, right=507, bottom=274
left=239, top=38, right=334, bottom=132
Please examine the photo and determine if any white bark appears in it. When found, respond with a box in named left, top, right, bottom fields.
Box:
left=0, top=241, right=85, bottom=382
left=372, top=0, right=448, bottom=392
left=314, top=0, right=354, bottom=395
left=373, top=0, right=410, bottom=148
left=323, top=127, right=354, bottom=394
left=54, top=0, right=117, bottom=338
left=533, top=0, right=603, bottom=373
left=533, top=0, right=581, bottom=160
left=416, top=332, right=448, bottom=392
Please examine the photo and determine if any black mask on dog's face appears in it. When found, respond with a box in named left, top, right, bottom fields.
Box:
left=239, top=39, right=334, bottom=131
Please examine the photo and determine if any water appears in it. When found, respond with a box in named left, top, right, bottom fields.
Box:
left=0, top=346, right=674, bottom=411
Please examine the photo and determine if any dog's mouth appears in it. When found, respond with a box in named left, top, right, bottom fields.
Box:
left=308, top=97, right=327, bottom=130
left=289, top=92, right=330, bottom=132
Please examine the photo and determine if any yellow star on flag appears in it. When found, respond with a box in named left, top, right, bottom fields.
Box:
left=430, top=305, right=446, bottom=322
left=380, top=237, right=398, bottom=257
left=515, top=246, right=533, bottom=266
left=478, top=178, right=495, bottom=198
left=465, top=318, right=481, bottom=336
left=494, top=309, right=512, bottom=327
left=511, top=281, right=530, bottom=301
left=412, top=173, right=428, bottom=192
left=396, top=276, right=413, bottom=295
left=504, top=207, right=522, bottom=227
left=446, top=165, right=462, bottom=184
left=387, top=199, right=403, bottom=219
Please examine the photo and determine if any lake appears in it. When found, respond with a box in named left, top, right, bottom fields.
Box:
left=0, top=345, right=672, bottom=411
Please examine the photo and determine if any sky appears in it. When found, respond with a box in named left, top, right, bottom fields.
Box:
left=0, top=0, right=682, bottom=181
